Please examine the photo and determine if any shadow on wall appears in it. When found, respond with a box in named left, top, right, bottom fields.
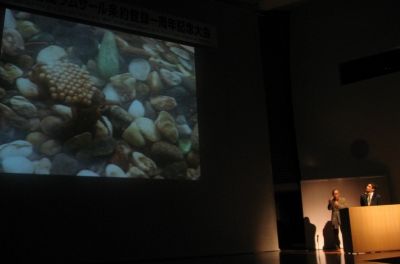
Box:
left=304, top=217, right=316, bottom=250
left=322, top=221, right=336, bottom=250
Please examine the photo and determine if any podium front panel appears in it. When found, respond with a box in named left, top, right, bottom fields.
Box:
left=342, top=204, right=400, bottom=253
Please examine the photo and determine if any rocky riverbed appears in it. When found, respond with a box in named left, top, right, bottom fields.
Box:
left=0, top=9, right=200, bottom=180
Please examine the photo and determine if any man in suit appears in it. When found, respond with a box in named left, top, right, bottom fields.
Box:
left=360, top=183, right=381, bottom=206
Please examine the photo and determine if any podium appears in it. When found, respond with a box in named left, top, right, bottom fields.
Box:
left=340, top=204, right=400, bottom=253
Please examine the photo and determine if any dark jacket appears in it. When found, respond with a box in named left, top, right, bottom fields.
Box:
left=360, top=192, right=381, bottom=206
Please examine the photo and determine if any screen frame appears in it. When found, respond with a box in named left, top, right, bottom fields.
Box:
left=0, top=4, right=203, bottom=182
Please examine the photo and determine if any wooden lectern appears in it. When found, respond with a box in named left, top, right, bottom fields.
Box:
left=340, top=204, right=400, bottom=253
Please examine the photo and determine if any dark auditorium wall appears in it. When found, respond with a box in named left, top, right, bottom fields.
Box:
left=291, top=0, right=400, bottom=202
left=0, top=1, right=278, bottom=263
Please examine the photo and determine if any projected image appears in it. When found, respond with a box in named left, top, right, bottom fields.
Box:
left=0, top=8, right=200, bottom=180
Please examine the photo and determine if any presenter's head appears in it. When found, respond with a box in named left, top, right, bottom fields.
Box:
left=332, top=189, right=340, bottom=200
left=366, top=183, right=377, bottom=193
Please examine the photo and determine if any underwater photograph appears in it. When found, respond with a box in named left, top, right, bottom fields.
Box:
left=0, top=8, right=200, bottom=180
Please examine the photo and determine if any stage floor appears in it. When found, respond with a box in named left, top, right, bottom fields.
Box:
left=118, top=250, right=400, bottom=264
